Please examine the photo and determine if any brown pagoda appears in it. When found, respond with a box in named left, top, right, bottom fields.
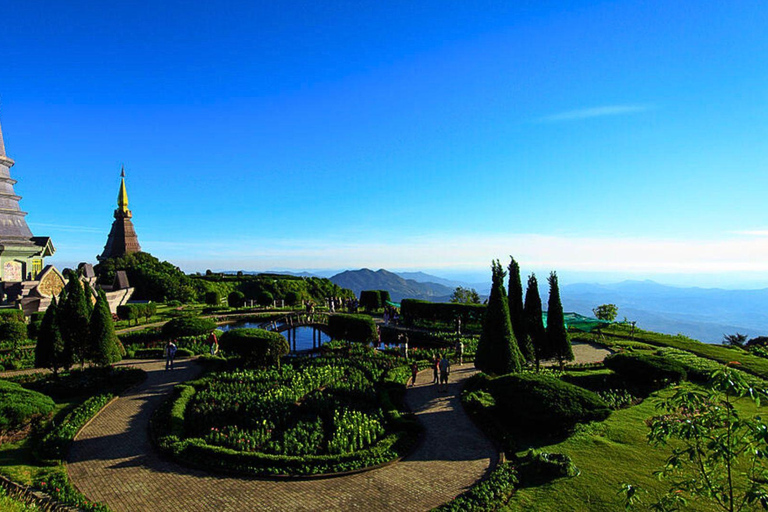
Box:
left=98, top=167, right=141, bottom=261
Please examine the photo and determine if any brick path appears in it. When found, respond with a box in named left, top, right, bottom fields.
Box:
left=66, top=359, right=497, bottom=511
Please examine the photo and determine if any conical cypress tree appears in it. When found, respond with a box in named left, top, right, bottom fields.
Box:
left=476, top=260, right=524, bottom=375
left=34, top=298, right=70, bottom=377
left=524, top=273, right=548, bottom=369
left=90, top=290, right=122, bottom=367
left=547, top=271, right=573, bottom=369
left=508, top=256, right=534, bottom=362
left=59, top=276, right=91, bottom=367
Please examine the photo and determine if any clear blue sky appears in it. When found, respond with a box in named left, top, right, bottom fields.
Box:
left=1, top=1, right=767, bottom=286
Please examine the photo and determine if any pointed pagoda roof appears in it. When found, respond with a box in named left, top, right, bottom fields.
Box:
left=98, top=167, right=141, bottom=261
left=0, top=116, right=6, bottom=158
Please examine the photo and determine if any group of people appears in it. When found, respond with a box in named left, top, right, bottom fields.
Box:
left=382, top=305, right=399, bottom=326
left=163, top=332, right=220, bottom=371
left=410, top=353, right=452, bottom=391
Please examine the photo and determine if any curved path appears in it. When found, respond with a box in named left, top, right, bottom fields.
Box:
left=67, top=359, right=498, bottom=511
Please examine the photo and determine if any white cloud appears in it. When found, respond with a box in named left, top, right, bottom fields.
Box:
left=734, top=230, right=768, bottom=237
left=537, top=104, right=653, bottom=122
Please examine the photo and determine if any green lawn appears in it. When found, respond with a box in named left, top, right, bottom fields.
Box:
left=0, top=485, right=40, bottom=511
left=505, top=386, right=762, bottom=511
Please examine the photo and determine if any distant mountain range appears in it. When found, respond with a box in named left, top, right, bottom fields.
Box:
left=330, top=269, right=458, bottom=302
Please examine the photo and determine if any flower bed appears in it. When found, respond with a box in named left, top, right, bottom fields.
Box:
left=154, top=344, right=421, bottom=476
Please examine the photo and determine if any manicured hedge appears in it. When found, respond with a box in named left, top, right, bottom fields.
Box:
left=488, top=373, right=611, bottom=435
left=604, top=352, right=687, bottom=385
left=161, top=317, right=217, bottom=339
left=133, top=347, right=193, bottom=359
left=0, top=321, right=28, bottom=347
left=359, top=290, right=383, bottom=311
left=218, top=328, right=289, bottom=367
left=328, top=314, right=377, bottom=343
left=433, top=463, right=518, bottom=512
left=401, top=299, right=485, bottom=326
left=0, top=309, right=25, bottom=323
left=116, top=303, right=157, bottom=324
left=36, top=393, right=113, bottom=460
left=0, top=379, right=55, bottom=432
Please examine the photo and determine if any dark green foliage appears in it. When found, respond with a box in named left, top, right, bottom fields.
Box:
left=256, top=291, right=274, bottom=307
left=95, top=251, right=199, bottom=302
left=378, top=290, right=391, bottom=305
left=450, top=286, right=482, bottom=304
left=59, top=277, right=92, bottom=366
left=604, top=352, right=687, bottom=385
left=116, top=304, right=138, bottom=324
left=400, top=299, right=486, bottom=327
left=284, top=291, right=301, bottom=306
left=0, top=378, right=55, bottom=432
left=592, top=303, right=619, bottom=322
left=35, top=298, right=70, bottom=375
left=488, top=373, right=611, bottom=435
left=328, top=313, right=378, bottom=343
left=432, top=463, right=518, bottom=511
left=90, top=291, right=122, bottom=366
left=508, top=257, right=533, bottom=362
left=161, top=317, right=217, bottom=339
left=476, top=260, right=524, bottom=375
left=36, top=393, right=113, bottom=460
left=546, top=272, right=573, bottom=366
left=519, top=450, right=579, bottom=484
left=0, top=321, right=27, bottom=349
left=194, top=273, right=352, bottom=307
left=204, top=291, right=221, bottom=306
left=219, top=328, right=289, bottom=367
left=27, top=311, right=46, bottom=340
left=0, top=309, right=25, bottom=323
left=34, top=472, right=111, bottom=512
left=524, top=274, right=547, bottom=364
left=359, top=290, right=382, bottom=311
left=228, top=290, right=246, bottom=308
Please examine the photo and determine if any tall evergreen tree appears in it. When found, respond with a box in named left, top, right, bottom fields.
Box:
left=89, top=290, right=122, bottom=367
left=524, top=273, right=548, bottom=370
left=476, top=260, right=524, bottom=375
left=35, top=298, right=70, bottom=377
left=59, top=276, right=91, bottom=367
left=508, top=256, right=534, bottom=362
left=547, top=271, right=573, bottom=369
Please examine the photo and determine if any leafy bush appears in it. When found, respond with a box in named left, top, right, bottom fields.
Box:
left=488, top=373, right=611, bottom=435
left=218, top=328, right=289, bottom=367
left=359, top=290, right=383, bottom=311
left=328, top=314, right=377, bottom=343
left=0, top=309, right=26, bottom=323
left=204, top=291, right=221, bottom=306
left=0, top=321, right=28, bottom=348
left=284, top=291, right=301, bottom=306
left=433, top=463, right=518, bottom=511
left=0, top=379, right=55, bottom=432
left=256, top=291, right=274, bottom=307
left=401, top=299, right=486, bottom=327
left=34, top=472, right=110, bottom=512
left=604, top=352, right=687, bottom=385
left=519, top=450, right=579, bottom=484
left=161, top=317, right=216, bottom=339
left=227, top=291, right=246, bottom=308
left=36, top=394, right=113, bottom=460
left=13, top=367, right=144, bottom=400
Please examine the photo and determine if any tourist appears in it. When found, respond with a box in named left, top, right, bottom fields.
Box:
left=410, top=360, right=419, bottom=387
left=208, top=331, right=219, bottom=355
left=456, top=340, right=464, bottom=366
left=439, top=354, right=450, bottom=392
left=165, top=340, right=178, bottom=371
left=432, top=355, right=439, bottom=384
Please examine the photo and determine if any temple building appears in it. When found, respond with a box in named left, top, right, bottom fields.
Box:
left=0, top=115, right=63, bottom=313
left=98, top=168, right=141, bottom=261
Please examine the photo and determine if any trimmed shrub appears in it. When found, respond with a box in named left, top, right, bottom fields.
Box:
left=161, top=317, right=217, bottom=339
left=359, top=290, right=382, bottom=311
left=519, top=450, right=579, bottom=484
left=228, top=291, right=246, bottom=308
left=401, top=299, right=485, bottom=327
left=604, top=352, right=687, bottom=385
left=256, top=291, right=274, bottom=307
left=433, top=463, right=518, bottom=512
left=0, top=309, right=25, bottom=323
left=328, top=314, right=377, bottom=343
left=28, top=311, right=45, bottom=340
left=0, top=321, right=28, bottom=348
left=204, top=291, right=221, bottom=306
left=378, top=290, right=391, bottom=305
left=218, top=328, right=289, bottom=367
left=488, top=373, right=611, bottom=435
left=285, top=291, right=301, bottom=306
left=0, top=379, right=55, bottom=432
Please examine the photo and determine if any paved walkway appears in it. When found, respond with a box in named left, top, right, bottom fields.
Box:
left=66, top=360, right=497, bottom=511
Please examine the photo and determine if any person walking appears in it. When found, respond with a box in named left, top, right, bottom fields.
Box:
left=439, top=354, right=450, bottom=392
left=456, top=340, right=464, bottom=366
left=410, top=360, right=419, bottom=387
left=432, top=355, right=439, bottom=384
left=165, top=340, right=178, bottom=371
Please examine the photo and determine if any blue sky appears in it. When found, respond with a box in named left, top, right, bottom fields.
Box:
left=1, top=1, right=767, bottom=286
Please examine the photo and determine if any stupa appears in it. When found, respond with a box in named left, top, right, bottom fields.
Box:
left=98, top=167, right=141, bottom=261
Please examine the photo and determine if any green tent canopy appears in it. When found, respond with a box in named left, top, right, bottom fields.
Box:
left=385, top=300, right=402, bottom=309
left=542, top=312, right=611, bottom=332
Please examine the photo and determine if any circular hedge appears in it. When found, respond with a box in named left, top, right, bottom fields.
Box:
left=161, top=317, right=217, bottom=339
left=219, top=328, right=289, bottom=367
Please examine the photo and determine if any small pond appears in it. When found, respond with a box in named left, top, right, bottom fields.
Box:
left=218, top=322, right=331, bottom=353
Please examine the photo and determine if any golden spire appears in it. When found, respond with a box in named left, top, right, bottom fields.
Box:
left=117, top=165, right=129, bottom=213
